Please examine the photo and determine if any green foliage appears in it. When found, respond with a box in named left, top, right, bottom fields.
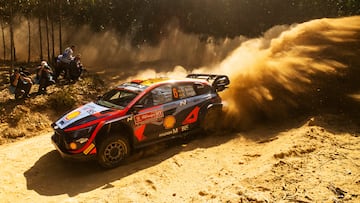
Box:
left=48, top=87, right=76, bottom=112
left=1, top=0, right=360, bottom=48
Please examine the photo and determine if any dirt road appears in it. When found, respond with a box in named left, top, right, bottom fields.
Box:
left=0, top=115, right=359, bottom=203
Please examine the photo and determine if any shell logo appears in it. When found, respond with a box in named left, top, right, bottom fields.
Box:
left=66, top=111, right=81, bottom=120
left=163, top=115, right=176, bottom=129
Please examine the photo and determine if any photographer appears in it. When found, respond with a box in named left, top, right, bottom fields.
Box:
left=36, top=61, right=55, bottom=94
left=68, top=54, right=84, bottom=81
left=9, top=67, right=33, bottom=99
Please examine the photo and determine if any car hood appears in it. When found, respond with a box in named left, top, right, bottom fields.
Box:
left=55, top=102, right=112, bottom=130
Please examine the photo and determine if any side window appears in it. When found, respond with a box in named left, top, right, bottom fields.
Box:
left=193, top=83, right=212, bottom=95
left=137, top=93, right=153, bottom=108
left=152, top=84, right=173, bottom=105
left=176, top=84, right=197, bottom=99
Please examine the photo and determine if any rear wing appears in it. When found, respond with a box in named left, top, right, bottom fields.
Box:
left=186, top=74, right=230, bottom=92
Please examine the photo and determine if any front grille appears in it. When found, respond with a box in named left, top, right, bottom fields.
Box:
left=53, top=128, right=68, bottom=151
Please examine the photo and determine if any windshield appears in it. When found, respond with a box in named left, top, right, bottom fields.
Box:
left=97, top=89, right=138, bottom=109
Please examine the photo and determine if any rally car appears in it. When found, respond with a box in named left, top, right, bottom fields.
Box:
left=51, top=74, right=230, bottom=168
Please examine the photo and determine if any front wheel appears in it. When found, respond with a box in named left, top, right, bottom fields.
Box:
left=97, top=135, right=130, bottom=169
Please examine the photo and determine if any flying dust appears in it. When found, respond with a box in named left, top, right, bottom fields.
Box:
left=58, top=16, right=360, bottom=130
left=213, top=16, right=360, bottom=129
left=125, top=16, right=360, bottom=130
left=4, top=16, right=360, bottom=130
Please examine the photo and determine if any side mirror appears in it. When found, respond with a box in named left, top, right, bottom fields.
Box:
left=132, top=104, right=144, bottom=114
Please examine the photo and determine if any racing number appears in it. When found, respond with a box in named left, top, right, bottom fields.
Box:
left=172, top=87, right=179, bottom=99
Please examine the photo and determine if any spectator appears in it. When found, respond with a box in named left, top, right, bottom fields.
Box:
left=9, top=67, right=33, bottom=99
left=69, top=54, right=84, bottom=81
left=55, top=45, right=76, bottom=80
left=60, top=45, right=75, bottom=64
left=36, top=61, right=55, bottom=94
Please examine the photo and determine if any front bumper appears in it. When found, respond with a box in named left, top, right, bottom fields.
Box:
left=51, top=133, right=95, bottom=161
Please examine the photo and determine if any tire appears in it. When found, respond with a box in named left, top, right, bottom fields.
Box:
left=97, top=135, right=130, bottom=169
left=201, top=107, right=222, bottom=134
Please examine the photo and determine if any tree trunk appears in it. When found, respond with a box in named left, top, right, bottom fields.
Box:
left=1, top=21, right=6, bottom=64
left=50, top=0, right=55, bottom=63
left=10, top=22, right=15, bottom=68
left=27, top=17, right=31, bottom=63
left=38, top=17, right=43, bottom=60
left=58, top=0, right=63, bottom=53
left=45, top=14, right=50, bottom=62
left=9, top=2, right=15, bottom=68
left=51, top=21, right=55, bottom=63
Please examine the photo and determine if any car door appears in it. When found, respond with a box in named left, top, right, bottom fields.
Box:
left=131, top=83, right=179, bottom=143
left=171, top=83, right=202, bottom=130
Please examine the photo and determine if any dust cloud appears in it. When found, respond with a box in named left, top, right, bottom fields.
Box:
left=211, top=16, right=360, bottom=129
left=5, top=16, right=360, bottom=130
left=68, top=23, right=246, bottom=81
left=112, top=16, right=360, bottom=130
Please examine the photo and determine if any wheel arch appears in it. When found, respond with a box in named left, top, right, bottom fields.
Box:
left=199, top=102, right=223, bottom=133
left=96, top=121, right=134, bottom=150
left=199, top=102, right=223, bottom=121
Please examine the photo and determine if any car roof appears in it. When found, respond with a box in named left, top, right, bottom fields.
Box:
left=119, top=77, right=209, bottom=89
left=117, top=77, right=210, bottom=93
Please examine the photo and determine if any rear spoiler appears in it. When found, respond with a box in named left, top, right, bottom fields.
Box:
left=186, top=74, right=230, bottom=92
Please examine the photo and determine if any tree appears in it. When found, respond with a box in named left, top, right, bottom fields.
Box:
left=0, top=22, right=5, bottom=63
left=19, top=0, right=36, bottom=63
left=0, top=0, right=359, bottom=64
left=58, top=0, right=62, bottom=53
left=9, top=1, right=15, bottom=68
left=45, top=1, right=50, bottom=62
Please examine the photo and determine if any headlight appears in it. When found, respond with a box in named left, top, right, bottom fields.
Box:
left=68, top=125, right=95, bottom=139
left=65, top=125, right=96, bottom=150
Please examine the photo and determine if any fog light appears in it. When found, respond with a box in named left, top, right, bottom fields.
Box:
left=69, top=142, right=77, bottom=150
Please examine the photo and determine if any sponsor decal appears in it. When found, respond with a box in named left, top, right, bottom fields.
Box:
left=182, top=106, right=200, bottom=125
left=134, top=110, right=164, bottom=125
left=56, top=102, right=109, bottom=129
left=83, top=143, right=95, bottom=155
left=181, top=124, right=189, bottom=131
left=159, top=124, right=189, bottom=137
left=140, top=78, right=168, bottom=86
left=134, top=125, right=146, bottom=141
left=163, top=115, right=176, bottom=129
left=179, top=100, right=187, bottom=106
left=66, top=111, right=81, bottom=120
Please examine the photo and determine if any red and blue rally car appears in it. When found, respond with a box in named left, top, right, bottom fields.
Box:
left=51, top=74, right=230, bottom=168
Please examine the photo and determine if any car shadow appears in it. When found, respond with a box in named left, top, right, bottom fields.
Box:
left=24, top=114, right=354, bottom=197
left=23, top=132, right=239, bottom=197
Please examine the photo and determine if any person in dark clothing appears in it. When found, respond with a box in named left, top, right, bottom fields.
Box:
left=36, top=61, right=55, bottom=94
left=68, top=54, right=84, bottom=81
left=9, top=68, right=33, bottom=99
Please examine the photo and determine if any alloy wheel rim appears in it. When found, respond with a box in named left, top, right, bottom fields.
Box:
left=104, top=141, right=126, bottom=162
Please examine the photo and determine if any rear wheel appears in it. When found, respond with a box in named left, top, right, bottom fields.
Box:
left=201, top=107, right=222, bottom=134
left=97, top=135, right=130, bottom=168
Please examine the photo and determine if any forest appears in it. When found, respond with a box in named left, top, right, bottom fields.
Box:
left=0, top=0, right=359, bottom=66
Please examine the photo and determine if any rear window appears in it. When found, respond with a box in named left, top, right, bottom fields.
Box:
left=193, top=83, right=212, bottom=95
